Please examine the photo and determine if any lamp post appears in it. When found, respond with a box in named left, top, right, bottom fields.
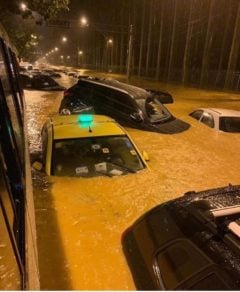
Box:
left=78, top=50, right=83, bottom=67
left=79, top=16, right=133, bottom=80
left=106, top=38, right=113, bottom=72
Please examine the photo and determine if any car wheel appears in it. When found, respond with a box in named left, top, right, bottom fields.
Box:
left=60, top=108, right=72, bottom=115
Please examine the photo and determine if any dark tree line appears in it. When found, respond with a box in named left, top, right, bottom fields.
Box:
left=74, top=0, right=240, bottom=91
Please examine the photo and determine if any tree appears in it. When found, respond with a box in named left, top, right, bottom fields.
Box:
left=0, top=0, right=69, bottom=22
left=0, top=0, right=69, bottom=59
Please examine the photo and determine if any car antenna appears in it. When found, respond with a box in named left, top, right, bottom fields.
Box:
left=89, top=126, right=92, bottom=133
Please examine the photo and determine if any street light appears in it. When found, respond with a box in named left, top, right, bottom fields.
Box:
left=55, top=47, right=59, bottom=51
left=79, top=17, right=133, bottom=79
left=78, top=51, right=83, bottom=55
left=62, top=36, right=67, bottom=42
left=20, top=2, right=27, bottom=11
left=80, top=16, right=88, bottom=27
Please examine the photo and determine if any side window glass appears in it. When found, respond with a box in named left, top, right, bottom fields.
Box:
left=0, top=204, right=22, bottom=290
left=0, top=157, right=22, bottom=290
left=200, top=113, right=214, bottom=128
left=0, top=40, right=24, bottom=164
left=114, top=92, right=135, bottom=114
left=92, top=85, right=113, bottom=106
left=190, top=110, right=203, bottom=121
left=8, top=50, right=24, bottom=115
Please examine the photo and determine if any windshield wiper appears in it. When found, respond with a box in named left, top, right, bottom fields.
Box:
left=108, top=160, right=136, bottom=173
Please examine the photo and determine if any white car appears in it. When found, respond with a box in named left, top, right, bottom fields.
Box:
left=189, top=108, right=240, bottom=132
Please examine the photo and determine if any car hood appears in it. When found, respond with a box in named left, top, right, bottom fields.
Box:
left=151, top=117, right=190, bottom=134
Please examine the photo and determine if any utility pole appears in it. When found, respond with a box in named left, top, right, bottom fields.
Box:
left=126, top=24, right=133, bottom=81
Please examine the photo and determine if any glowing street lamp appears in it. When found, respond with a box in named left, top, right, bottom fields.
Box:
left=62, top=36, right=67, bottom=42
left=67, top=56, right=70, bottom=59
left=55, top=47, right=59, bottom=51
left=107, top=38, right=113, bottom=45
left=60, top=55, right=64, bottom=59
left=20, top=2, right=27, bottom=11
left=80, top=16, right=88, bottom=27
left=78, top=50, right=83, bottom=55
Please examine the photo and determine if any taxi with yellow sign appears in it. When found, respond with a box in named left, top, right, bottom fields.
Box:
left=33, top=114, right=149, bottom=177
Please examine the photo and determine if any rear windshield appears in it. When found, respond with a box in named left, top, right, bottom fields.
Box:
left=219, top=117, right=240, bottom=133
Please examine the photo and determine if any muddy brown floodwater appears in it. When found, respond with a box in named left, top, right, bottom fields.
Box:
left=25, top=72, right=240, bottom=290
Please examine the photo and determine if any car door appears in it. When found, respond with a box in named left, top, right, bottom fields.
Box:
left=90, top=84, right=115, bottom=115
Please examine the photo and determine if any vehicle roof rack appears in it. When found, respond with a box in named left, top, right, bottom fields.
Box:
left=210, top=205, right=240, bottom=218
left=228, top=220, right=240, bottom=238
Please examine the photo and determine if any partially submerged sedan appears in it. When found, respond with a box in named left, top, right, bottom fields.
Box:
left=122, top=185, right=240, bottom=290
left=189, top=108, right=240, bottom=132
left=33, top=114, right=149, bottom=177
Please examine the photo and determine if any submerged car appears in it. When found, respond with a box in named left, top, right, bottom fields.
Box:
left=33, top=114, right=149, bottom=177
left=189, top=108, right=240, bottom=133
left=59, top=78, right=190, bottom=134
left=122, top=184, right=240, bottom=290
left=19, top=73, right=65, bottom=91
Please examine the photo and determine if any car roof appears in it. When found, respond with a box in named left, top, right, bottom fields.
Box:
left=78, top=78, right=150, bottom=100
left=197, top=108, right=240, bottom=117
left=47, top=114, right=126, bottom=140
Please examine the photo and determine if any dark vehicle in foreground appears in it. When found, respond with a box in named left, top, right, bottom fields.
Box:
left=59, top=78, right=190, bottom=134
left=122, top=185, right=240, bottom=290
left=20, top=73, right=65, bottom=91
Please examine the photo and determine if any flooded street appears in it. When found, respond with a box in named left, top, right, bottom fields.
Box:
left=25, top=73, right=240, bottom=289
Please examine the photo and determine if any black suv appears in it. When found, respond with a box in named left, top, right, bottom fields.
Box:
left=122, top=185, right=240, bottom=290
left=59, top=78, right=190, bottom=134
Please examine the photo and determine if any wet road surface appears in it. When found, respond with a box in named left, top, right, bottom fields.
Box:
left=25, top=72, right=240, bottom=289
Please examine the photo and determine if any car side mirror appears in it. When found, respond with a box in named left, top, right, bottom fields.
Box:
left=130, top=112, right=143, bottom=122
left=32, top=160, right=43, bottom=172
left=142, top=151, right=149, bottom=161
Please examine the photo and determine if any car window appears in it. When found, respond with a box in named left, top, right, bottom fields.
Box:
left=51, top=135, right=145, bottom=177
left=219, top=117, right=240, bottom=132
left=190, top=110, right=203, bottom=120
left=156, top=240, right=210, bottom=290
left=200, top=113, right=214, bottom=128
left=145, top=97, right=171, bottom=122
left=113, top=91, right=136, bottom=114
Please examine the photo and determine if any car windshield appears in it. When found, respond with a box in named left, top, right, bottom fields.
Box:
left=145, top=97, right=171, bottom=123
left=51, top=135, right=145, bottom=177
left=219, top=117, right=240, bottom=132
